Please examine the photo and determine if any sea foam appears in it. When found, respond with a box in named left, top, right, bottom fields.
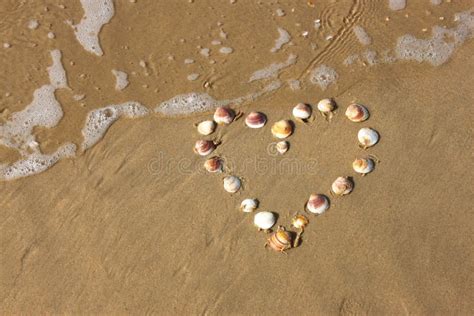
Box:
left=0, top=50, right=66, bottom=154
left=155, top=93, right=229, bottom=116
left=270, top=27, right=291, bottom=53
left=249, top=54, right=297, bottom=82
left=395, top=9, right=474, bottom=66
left=353, top=26, right=372, bottom=46
left=0, top=50, right=76, bottom=181
left=388, top=0, right=406, bottom=11
left=72, top=0, right=115, bottom=56
left=81, top=102, right=149, bottom=150
left=309, top=65, right=338, bottom=90
left=111, top=69, right=129, bottom=91
left=48, top=50, right=68, bottom=89
left=0, top=143, right=76, bottom=181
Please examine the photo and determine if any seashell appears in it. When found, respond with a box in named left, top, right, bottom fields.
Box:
left=271, top=120, right=293, bottom=139
left=292, top=103, right=312, bottom=121
left=358, top=127, right=379, bottom=149
left=223, top=175, right=241, bottom=193
left=245, top=111, right=266, bottom=128
left=213, top=106, right=235, bottom=125
left=306, top=194, right=330, bottom=215
left=352, top=157, right=374, bottom=175
left=291, top=214, right=309, bottom=230
left=194, top=140, right=216, bottom=156
left=265, top=226, right=293, bottom=252
left=204, top=156, right=222, bottom=173
left=317, top=98, right=336, bottom=114
left=254, top=211, right=276, bottom=230
left=276, top=141, right=289, bottom=155
left=345, top=103, right=369, bottom=122
left=240, top=198, right=258, bottom=213
left=331, top=177, right=353, bottom=196
left=196, top=120, right=216, bottom=135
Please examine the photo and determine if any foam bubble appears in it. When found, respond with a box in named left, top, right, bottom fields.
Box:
left=249, top=54, right=297, bottom=82
left=187, top=73, right=200, bottom=81
left=28, top=20, right=39, bottom=30
left=219, top=47, right=234, bottom=54
left=200, top=48, right=210, bottom=57
left=111, top=69, right=129, bottom=91
left=72, top=0, right=115, bottom=56
left=430, top=0, right=442, bottom=5
left=270, top=27, right=291, bottom=53
left=363, top=50, right=378, bottom=65
left=0, top=143, right=76, bottom=181
left=388, top=0, right=406, bottom=11
left=155, top=93, right=228, bottom=116
left=81, top=102, right=148, bottom=150
left=47, top=50, right=68, bottom=89
left=288, top=79, right=301, bottom=91
left=276, top=9, right=285, bottom=17
left=309, top=65, right=338, bottom=90
left=353, top=26, right=372, bottom=46
left=343, top=54, right=360, bottom=66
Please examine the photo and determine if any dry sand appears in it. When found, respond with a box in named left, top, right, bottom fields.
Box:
left=1, top=0, right=473, bottom=314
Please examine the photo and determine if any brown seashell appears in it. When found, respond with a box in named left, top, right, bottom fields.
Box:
left=245, top=111, right=267, bottom=128
left=331, top=177, right=353, bottom=196
left=266, top=226, right=293, bottom=253
left=306, top=194, right=330, bottom=215
left=193, top=140, right=216, bottom=156
left=213, top=106, right=235, bottom=125
left=345, top=103, right=369, bottom=122
left=204, top=156, right=222, bottom=173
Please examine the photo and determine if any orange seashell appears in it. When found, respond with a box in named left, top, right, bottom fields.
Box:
left=266, top=226, right=293, bottom=252
left=271, top=120, right=293, bottom=139
left=291, top=214, right=309, bottom=230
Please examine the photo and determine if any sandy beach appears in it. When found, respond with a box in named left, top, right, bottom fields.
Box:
left=1, top=1, right=473, bottom=314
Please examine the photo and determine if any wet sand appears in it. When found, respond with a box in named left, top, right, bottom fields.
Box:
left=1, top=1, right=474, bottom=314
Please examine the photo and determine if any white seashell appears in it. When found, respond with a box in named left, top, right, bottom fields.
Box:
left=276, top=141, right=289, bottom=154
left=331, top=177, right=353, bottom=196
left=352, top=157, right=374, bottom=175
left=292, top=103, right=312, bottom=121
left=214, top=107, right=235, bottom=125
left=240, top=198, right=259, bottom=213
left=254, top=211, right=276, bottom=230
left=357, top=127, right=379, bottom=148
left=223, top=175, right=241, bottom=193
left=196, top=120, right=216, bottom=135
left=317, top=98, right=336, bottom=113
left=306, top=194, right=329, bottom=215
left=345, top=103, right=369, bottom=122
left=245, top=112, right=266, bottom=128
left=204, top=156, right=222, bottom=173
left=194, top=140, right=216, bottom=156
left=271, top=120, right=293, bottom=139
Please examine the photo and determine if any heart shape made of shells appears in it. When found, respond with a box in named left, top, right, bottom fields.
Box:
left=193, top=99, right=380, bottom=254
